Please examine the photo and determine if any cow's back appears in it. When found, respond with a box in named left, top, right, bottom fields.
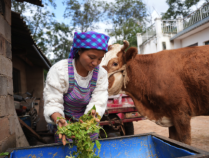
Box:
left=177, top=46, right=209, bottom=115
left=127, top=45, right=209, bottom=117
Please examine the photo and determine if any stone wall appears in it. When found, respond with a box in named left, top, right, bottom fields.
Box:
left=0, top=0, right=29, bottom=153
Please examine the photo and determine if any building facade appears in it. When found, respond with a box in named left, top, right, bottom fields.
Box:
left=137, top=3, right=209, bottom=54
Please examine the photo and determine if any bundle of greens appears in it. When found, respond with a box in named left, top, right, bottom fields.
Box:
left=56, top=105, right=106, bottom=158
left=0, top=152, right=9, bottom=156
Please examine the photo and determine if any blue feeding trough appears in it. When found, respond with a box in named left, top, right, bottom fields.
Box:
left=7, top=133, right=209, bottom=158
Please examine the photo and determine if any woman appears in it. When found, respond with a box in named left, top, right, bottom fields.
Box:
left=44, top=31, right=109, bottom=145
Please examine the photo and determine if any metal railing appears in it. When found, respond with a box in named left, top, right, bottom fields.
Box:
left=162, top=20, right=177, bottom=34
left=183, top=2, right=209, bottom=29
left=141, top=24, right=156, bottom=43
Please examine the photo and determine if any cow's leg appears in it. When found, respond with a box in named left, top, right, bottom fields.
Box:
left=172, top=114, right=191, bottom=145
left=169, top=126, right=179, bottom=141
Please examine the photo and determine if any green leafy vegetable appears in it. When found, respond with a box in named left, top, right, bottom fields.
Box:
left=0, top=152, right=9, bottom=156
left=57, top=105, right=106, bottom=158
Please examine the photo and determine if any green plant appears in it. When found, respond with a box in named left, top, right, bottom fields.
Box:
left=57, top=105, right=106, bottom=158
left=0, top=152, right=9, bottom=156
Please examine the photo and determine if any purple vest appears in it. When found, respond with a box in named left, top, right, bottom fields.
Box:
left=54, top=59, right=99, bottom=143
left=63, top=58, right=99, bottom=120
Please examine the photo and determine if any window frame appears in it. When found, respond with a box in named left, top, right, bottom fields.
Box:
left=13, top=68, right=21, bottom=94
left=205, top=41, right=209, bottom=45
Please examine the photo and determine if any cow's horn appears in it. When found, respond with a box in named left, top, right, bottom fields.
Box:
left=121, top=40, right=129, bottom=52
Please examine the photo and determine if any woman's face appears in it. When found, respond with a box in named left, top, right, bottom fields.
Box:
left=78, top=49, right=105, bottom=71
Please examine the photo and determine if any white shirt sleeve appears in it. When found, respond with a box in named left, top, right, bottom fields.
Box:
left=43, top=59, right=69, bottom=124
left=84, top=66, right=108, bottom=118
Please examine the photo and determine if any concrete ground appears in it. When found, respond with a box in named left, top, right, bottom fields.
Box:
left=134, top=116, right=209, bottom=152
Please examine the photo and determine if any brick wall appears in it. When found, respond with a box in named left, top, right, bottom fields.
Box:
left=13, top=56, right=28, bottom=93
left=26, top=66, right=44, bottom=99
left=0, top=0, right=29, bottom=153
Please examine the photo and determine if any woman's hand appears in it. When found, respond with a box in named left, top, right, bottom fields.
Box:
left=51, top=113, right=68, bottom=145
left=91, top=110, right=100, bottom=122
left=57, top=118, right=68, bottom=145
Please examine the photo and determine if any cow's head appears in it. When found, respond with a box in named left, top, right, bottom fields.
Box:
left=101, top=40, right=138, bottom=96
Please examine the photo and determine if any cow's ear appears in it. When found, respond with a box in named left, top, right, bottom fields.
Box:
left=124, top=47, right=137, bottom=63
left=102, top=65, right=108, bottom=71
left=121, top=40, right=129, bottom=52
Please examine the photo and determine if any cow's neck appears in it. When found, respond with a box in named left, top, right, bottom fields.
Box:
left=122, top=55, right=160, bottom=119
left=123, top=55, right=154, bottom=97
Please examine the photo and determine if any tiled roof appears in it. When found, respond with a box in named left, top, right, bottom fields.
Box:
left=12, top=11, right=51, bottom=70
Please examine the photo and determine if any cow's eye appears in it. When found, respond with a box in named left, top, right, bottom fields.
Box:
left=113, top=62, right=118, bottom=66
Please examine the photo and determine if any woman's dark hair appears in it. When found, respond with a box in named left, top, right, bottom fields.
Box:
left=75, top=48, right=89, bottom=60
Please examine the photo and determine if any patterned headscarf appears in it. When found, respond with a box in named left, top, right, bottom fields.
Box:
left=69, top=31, right=110, bottom=58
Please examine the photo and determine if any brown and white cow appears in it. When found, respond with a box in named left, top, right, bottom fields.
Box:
left=101, top=40, right=209, bottom=145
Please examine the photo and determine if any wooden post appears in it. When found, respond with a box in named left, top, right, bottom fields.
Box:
left=18, top=117, right=47, bottom=144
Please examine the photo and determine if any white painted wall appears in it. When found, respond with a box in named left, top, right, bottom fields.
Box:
left=174, top=40, right=182, bottom=49
left=138, top=19, right=209, bottom=54
left=161, top=36, right=174, bottom=50
left=181, top=27, right=209, bottom=47
left=140, top=38, right=157, bottom=54
left=140, top=35, right=174, bottom=54
left=138, top=18, right=175, bottom=54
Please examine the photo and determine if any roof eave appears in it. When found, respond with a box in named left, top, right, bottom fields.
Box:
left=12, top=11, right=51, bottom=69
left=170, top=16, right=209, bottom=41
left=15, top=0, right=43, bottom=7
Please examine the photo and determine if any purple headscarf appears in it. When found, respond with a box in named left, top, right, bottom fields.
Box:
left=69, top=31, right=110, bottom=58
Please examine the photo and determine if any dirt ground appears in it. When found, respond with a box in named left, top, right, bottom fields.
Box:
left=133, top=116, right=209, bottom=152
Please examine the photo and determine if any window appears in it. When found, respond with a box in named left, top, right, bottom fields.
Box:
left=162, top=42, right=166, bottom=50
left=0, top=0, right=5, bottom=16
left=13, top=68, right=21, bottom=94
left=205, top=41, right=209, bottom=45
left=188, top=43, right=198, bottom=47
